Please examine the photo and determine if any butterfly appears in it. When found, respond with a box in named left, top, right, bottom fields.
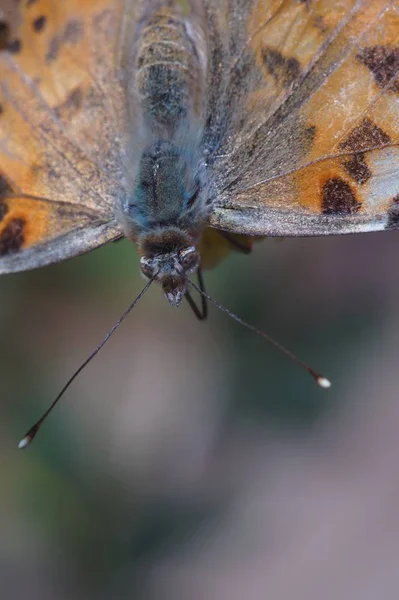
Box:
left=0, top=1, right=398, bottom=444
left=0, top=0, right=398, bottom=290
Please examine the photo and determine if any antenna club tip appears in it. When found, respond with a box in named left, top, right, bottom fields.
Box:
left=317, top=376, right=331, bottom=389
left=18, top=436, right=32, bottom=450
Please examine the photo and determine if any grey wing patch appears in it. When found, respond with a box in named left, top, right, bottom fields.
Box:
left=209, top=204, right=387, bottom=237
left=0, top=218, right=122, bottom=274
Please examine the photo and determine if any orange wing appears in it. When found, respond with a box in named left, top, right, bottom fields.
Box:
left=205, top=0, right=399, bottom=236
left=0, top=0, right=128, bottom=272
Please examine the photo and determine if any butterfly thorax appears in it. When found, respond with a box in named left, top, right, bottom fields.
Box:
left=124, top=139, right=205, bottom=306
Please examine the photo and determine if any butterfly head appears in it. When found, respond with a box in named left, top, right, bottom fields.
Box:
left=139, top=229, right=200, bottom=306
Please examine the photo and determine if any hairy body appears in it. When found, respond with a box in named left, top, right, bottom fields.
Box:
left=121, top=4, right=209, bottom=304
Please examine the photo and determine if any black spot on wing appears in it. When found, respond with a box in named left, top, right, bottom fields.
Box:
left=0, top=202, right=8, bottom=221
left=0, top=218, right=25, bottom=255
left=54, top=87, right=84, bottom=120
left=46, top=36, right=60, bottom=62
left=304, top=125, right=316, bottom=148
left=0, top=21, right=10, bottom=50
left=33, top=16, right=46, bottom=33
left=7, top=38, right=21, bottom=54
left=0, top=175, right=12, bottom=199
left=322, top=178, right=360, bottom=215
left=0, top=175, right=12, bottom=221
left=386, top=195, right=399, bottom=230
left=339, top=118, right=391, bottom=152
left=63, top=20, right=84, bottom=44
left=343, top=153, right=371, bottom=185
left=46, top=20, right=84, bottom=62
left=261, top=47, right=301, bottom=88
left=357, top=46, right=399, bottom=91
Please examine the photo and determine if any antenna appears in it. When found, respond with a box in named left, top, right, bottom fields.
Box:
left=188, top=280, right=331, bottom=389
left=18, top=276, right=155, bottom=449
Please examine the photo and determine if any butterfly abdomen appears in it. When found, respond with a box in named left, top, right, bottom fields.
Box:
left=135, top=6, right=206, bottom=136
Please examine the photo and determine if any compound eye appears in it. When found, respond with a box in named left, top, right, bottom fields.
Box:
left=140, top=258, right=154, bottom=279
left=180, top=247, right=199, bottom=272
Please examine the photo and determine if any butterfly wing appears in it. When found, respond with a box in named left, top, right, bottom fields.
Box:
left=204, top=0, right=399, bottom=236
left=0, top=0, right=130, bottom=273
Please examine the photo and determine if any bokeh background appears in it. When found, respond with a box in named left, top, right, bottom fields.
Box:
left=2, top=231, right=399, bottom=599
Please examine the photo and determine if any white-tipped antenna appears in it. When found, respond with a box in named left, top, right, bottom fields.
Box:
left=18, top=436, right=31, bottom=450
left=317, top=377, right=331, bottom=389
left=18, top=277, right=155, bottom=450
left=188, top=280, right=331, bottom=389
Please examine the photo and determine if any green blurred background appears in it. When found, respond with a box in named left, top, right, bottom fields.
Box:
left=2, top=232, right=399, bottom=599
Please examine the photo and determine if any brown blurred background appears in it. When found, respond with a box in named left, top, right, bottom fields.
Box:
left=1, top=232, right=399, bottom=600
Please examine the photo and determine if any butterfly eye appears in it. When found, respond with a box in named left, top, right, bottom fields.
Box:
left=140, top=258, right=155, bottom=279
left=180, top=247, right=199, bottom=271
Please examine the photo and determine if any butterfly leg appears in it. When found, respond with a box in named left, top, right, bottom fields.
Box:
left=218, top=231, right=252, bottom=254
left=185, top=268, right=208, bottom=321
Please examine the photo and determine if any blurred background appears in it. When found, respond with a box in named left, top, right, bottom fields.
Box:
left=1, top=231, right=399, bottom=600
